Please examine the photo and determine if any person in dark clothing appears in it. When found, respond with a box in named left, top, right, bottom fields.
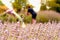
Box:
left=27, top=6, right=37, bottom=24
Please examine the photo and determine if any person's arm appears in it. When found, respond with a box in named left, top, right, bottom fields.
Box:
left=5, top=9, right=15, bottom=16
left=5, top=9, right=12, bottom=14
left=27, top=9, right=30, bottom=15
left=27, top=12, right=30, bottom=15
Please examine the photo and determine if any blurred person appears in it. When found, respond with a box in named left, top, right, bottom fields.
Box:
left=27, top=6, right=37, bottom=24
left=1, top=0, right=15, bottom=16
left=5, top=9, right=15, bottom=16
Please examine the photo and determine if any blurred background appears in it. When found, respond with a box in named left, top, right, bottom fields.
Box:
left=0, top=0, right=60, bottom=23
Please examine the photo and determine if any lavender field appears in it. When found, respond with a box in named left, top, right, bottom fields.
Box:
left=0, top=0, right=60, bottom=40
left=0, top=21, right=60, bottom=40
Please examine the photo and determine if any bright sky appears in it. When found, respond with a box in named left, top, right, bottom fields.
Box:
left=1, top=0, right=41, bottom=12
left=1, top=0, right=15, bottom=10
left=28, top=0, right=41, bottom=12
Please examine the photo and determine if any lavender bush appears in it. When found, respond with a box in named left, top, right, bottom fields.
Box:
left=0, top=21, right=60, bottom=40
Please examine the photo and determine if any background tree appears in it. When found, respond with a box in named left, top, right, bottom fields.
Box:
left=40, top=0, right=60, bottom=13
left=46, top=0, right=60, bottom=12
left=56, top=0, right=60, bottom=12
left=0, top=1, right=4, bottom=5
left=13, top=0, right=27, bottom=13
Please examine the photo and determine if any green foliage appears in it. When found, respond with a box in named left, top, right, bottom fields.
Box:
left=0, top=11, right=60, bottom=23
left=0, top=1, right=4, bottom=5
left=0, top=14, right=8, bottom=22
left=13, top=0, right=27, bottom=12
left=0, top=13, right=18, bottom=23
left=56, top=0, right=60, bottom=4
left=24, top=15, right=32, bottom=23
left=47, top=1, right=57, bottom=7
left=56, top=0, right=60, bottom=12
left=40, top=4, right=47, bottom=10
left=45, top=0, right=60, bottom=12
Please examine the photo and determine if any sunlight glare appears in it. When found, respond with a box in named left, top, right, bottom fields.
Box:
left=28, top=0, right=41, bottom=12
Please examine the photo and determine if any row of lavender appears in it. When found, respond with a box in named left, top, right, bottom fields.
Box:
left=0, top=21, right=60, bottom=40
